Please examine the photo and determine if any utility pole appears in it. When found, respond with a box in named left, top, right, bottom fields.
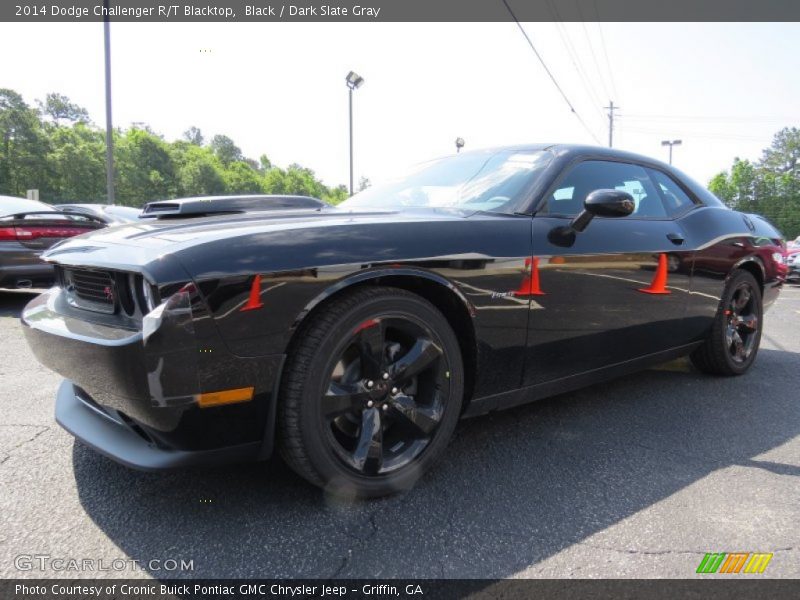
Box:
left=103, top=0, right=115, bottom=204
left=604, top=100, right=619, bottom=148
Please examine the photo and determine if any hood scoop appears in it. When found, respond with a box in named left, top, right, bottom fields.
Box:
left=140, top=195, right=328, bottom=219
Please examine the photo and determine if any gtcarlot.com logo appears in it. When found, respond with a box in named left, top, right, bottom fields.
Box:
left=14, top=554, right=194, bottom=572
left=696, top=552, right=773, bottom=574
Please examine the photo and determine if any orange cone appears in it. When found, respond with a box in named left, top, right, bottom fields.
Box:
left=515, top=257, right=546, bottom=297
left=638, top=253, right=671, bottom=295
left=240, top=274, right=265, bottom=311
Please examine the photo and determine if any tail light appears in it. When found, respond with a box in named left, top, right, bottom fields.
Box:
left=0, top=225, right=90, bottom=240
left=0, top=227, right=18, bottom=241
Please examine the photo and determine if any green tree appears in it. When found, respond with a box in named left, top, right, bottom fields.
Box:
left=323, top=184, right=349, bottom=205
left=761, top=127, right=800, bottom=175
left=37, top=93, right=89, bottom=126
left=210, top=134, right=242, bottom=165
left=710, top=128, right=800, bottom=238
left=222, top=161, right=263, bottom=194
left=170, top=141, right=226, bottom=197
left=115, top=128, right=176, bottom=204
left=0, top=88, right=51, bottom=196
left=47, top=122, right=106, bottom=201
left=0, top=88, right=349, bottom=208
left=182, top=126, right=204, bottom=146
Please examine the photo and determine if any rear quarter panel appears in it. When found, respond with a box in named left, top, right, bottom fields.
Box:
left=683, top=206, right=783, bottom=342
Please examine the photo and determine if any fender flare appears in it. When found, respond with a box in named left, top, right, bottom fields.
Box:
left=291, top=265, right=477, bottom=328
left=732, top=255, right=766, bottom=284
left=257, top=266, right=477, bottom=460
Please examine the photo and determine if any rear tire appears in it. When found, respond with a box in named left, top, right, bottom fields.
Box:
left=690, top=269, right=763, bottom=376
left=278, top=286, right=464, bottom=498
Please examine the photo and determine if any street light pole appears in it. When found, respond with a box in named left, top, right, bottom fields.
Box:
left=661, top=139, right=682, bottom=165
left=103, top=0, right=115, bottom=204
left=348, top=86, right=353, bottom=194
left=345, top=71, right=364, bottom=196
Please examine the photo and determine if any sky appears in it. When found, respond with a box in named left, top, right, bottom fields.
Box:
left=2, top=21, right=799, bottom=189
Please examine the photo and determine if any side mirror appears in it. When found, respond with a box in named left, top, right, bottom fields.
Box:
left=570, top=189, right=635, bottom=232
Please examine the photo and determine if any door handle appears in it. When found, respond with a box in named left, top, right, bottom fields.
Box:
left=667, top=232, right=685, bottom=245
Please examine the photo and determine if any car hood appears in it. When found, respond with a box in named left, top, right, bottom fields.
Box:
left=41, top=207, right=476, bottom=274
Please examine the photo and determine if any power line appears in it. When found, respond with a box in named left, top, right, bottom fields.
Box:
left=500, top=0, right=603, bottom=145
left=580, top=21, right=611, bottom=101
left=622, top=114, right=794, bottom=123
left=544, top=0, right=606, bottom=123
left=623, top=126, right=769, bottom=142
left=575, top=0, right=611, bottom=102
left=593, top=1, right=619, bottom=101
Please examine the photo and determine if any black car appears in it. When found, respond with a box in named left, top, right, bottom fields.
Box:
left=56, top=203, right=143, bottom=225
left=1, top=195, right=103, bottom=290
left=22, top=145, right=785, bottom=497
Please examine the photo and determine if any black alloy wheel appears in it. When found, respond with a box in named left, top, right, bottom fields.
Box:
left=724, top=282, right=759, bottom=364
left=691, top=269, right=763, bottom=376
left=278, top=286, right=464, bottom=498
left=324, top=316, right=449, bottom=475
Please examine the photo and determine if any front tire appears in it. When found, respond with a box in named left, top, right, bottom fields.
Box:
left=278, top=286, right=464, bottom=498
left=690, top=269, right=763, bottom=376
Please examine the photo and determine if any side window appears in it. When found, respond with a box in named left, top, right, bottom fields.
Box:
left=544, top=160, right=666, bottom=218
left=649, top=170, right=696, bottom=217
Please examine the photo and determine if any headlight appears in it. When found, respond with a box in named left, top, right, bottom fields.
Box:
left=773, top=252, right=785, bottom=264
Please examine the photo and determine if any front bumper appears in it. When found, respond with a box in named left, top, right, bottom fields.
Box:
left=23, top=287, right=285, bottom=463
left=57, top=380, right=261, bottom=470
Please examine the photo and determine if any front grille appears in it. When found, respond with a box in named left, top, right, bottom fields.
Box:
left=64, top=268, right=117, bottom=313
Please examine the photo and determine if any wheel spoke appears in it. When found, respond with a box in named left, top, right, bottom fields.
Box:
left=737, top=314, right=758, bottom=332
left=322, top=382, right=369, bottom=419
left=731, top=331, right=746, bottom=361
left=355, top=320, right=385, bottom=380
left=352, top=407, right=383, bottom=473
left=388, top=394, right=442, bottom=437
left=734, top=287, right=751, bottom=311
left=387, top=337, right=442, bottom=382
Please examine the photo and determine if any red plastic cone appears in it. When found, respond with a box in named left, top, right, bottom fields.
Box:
left=638, top=253, right=672, bottom=295
left=515, top=257, right=546, bottom=297
left=240, top=274, right=265, bottom=311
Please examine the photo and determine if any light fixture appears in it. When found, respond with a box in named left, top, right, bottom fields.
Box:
left=345, top=71, right=364, bottom=90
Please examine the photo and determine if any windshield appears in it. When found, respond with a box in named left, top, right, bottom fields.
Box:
left=340, top=149, right=552, bottom=213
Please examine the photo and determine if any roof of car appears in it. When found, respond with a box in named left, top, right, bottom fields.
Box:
left=0, top=195, right=54, bottom=217
left=478, top=143, right=674, bottom=168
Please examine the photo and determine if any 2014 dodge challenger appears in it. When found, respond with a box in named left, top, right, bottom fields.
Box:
left=22, top=145, right=786, bottom=497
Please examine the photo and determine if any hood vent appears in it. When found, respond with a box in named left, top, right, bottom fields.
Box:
left=140, top=195, right=327, bottom=219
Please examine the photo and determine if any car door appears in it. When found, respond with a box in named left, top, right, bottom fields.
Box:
left=523, top=159, right=696, bottom=387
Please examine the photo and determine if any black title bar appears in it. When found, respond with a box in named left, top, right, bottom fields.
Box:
left=3, top=579, right=800, bottom=600
left=4, top=0, right=800, bottom=22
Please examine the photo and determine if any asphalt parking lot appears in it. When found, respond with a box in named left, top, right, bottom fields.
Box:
left=1, top=285, right=799, bottom=580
